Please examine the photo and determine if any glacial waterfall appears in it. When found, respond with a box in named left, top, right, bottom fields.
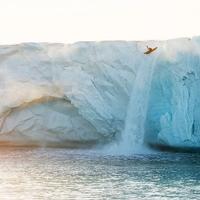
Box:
left=1, top=39, right=200, bottom=150
left=120, top=53, right=159, bottom=153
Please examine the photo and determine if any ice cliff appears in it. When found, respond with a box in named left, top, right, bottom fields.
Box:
left=0, top=37, right=200, bottom=150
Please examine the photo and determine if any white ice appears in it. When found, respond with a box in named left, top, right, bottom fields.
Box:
left=0, top=37, right=200, bottom=150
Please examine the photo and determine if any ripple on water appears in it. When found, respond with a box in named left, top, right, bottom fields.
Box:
left=0, top=147, right=199, bottom=200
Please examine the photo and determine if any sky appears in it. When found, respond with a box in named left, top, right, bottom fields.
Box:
left=0, top=0, right=199, bottom=44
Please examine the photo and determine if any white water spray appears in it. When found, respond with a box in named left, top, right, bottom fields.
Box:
left=102, top=50, right=159, bottom=155
left=119, top=53, right=159, bottom=154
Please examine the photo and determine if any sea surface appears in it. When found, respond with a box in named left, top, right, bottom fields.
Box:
left=0, top=147, right=199, bottom=200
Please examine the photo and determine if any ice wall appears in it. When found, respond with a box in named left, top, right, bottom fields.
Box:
left=0, top=37, right=199, bottom=150
left=0, top=41, right=137, bottom=147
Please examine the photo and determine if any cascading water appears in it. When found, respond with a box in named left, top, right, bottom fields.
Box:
left=119, top=52, right=159, bottom=154
left=1, top=39, right=200, bottom=151
left=102, top=48, right=160, bottom=155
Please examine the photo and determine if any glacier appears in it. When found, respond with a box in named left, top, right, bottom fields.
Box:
left=0, top=37, right=200, bottom=151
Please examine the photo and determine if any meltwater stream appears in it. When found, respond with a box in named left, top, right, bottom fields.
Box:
left=118, top=52, right=159, bottom=154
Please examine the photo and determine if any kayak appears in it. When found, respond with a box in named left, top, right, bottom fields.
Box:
left=144, top=47, right=158, bottom=54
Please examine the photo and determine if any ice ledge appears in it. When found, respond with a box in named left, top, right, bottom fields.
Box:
left=0, top=37, right=200, bottom=150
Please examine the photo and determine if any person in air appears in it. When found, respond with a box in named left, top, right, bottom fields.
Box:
left=144, top=46, right=158, bottom=54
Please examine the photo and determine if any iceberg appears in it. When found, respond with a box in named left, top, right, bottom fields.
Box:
left=0, top=37, right=200, bottom=151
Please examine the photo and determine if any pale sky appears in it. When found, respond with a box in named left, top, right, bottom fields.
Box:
left=0, top=0, right=199, bottom=44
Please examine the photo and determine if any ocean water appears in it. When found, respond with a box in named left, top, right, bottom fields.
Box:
left=0, top=147, right=199, bottom=200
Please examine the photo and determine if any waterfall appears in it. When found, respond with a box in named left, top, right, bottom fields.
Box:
left=119, top=53, right=158, bottom=154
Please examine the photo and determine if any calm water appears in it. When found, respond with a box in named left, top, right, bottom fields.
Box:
left=0, top=147, right=199, bottom=200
